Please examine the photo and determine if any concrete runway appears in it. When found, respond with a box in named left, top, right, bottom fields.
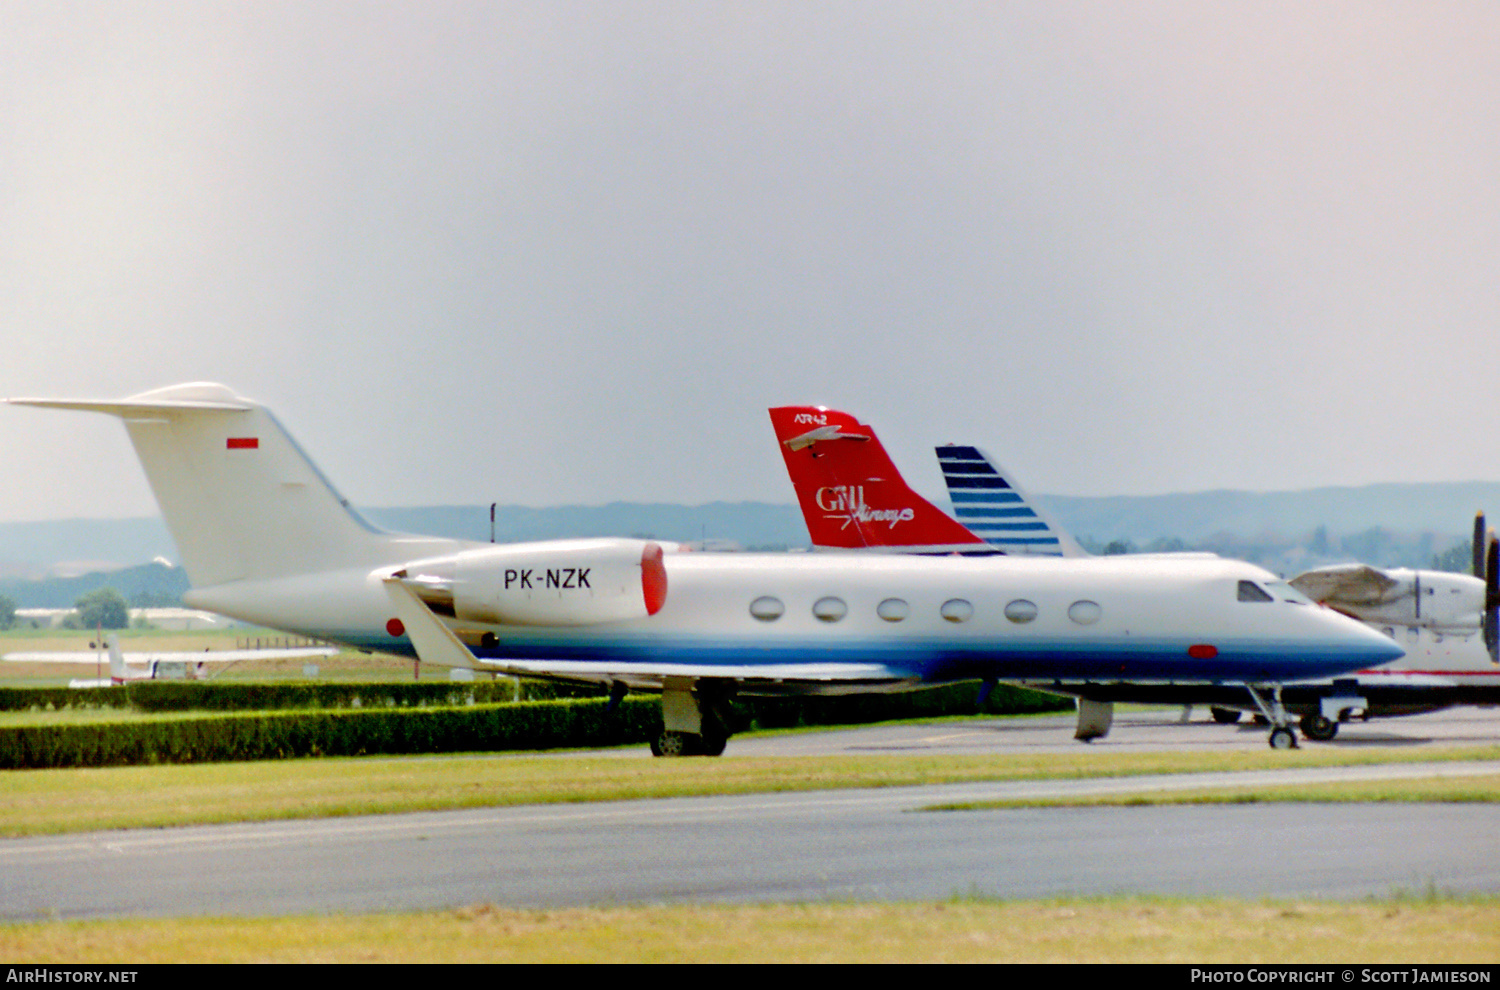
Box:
left=582, top=703, right=1500, bottom=758
left=1, top=708, right=1497, bottom=919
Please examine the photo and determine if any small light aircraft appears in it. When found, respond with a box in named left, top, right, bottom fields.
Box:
left=770, top=405, right=1497, bottom=743
left=8, top=383, right=1402, bottom=754
left=3, top=632, right=336, bottom=687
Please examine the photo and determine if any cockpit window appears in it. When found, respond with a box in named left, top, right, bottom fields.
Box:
left=1265, top=580, right=1313, bottom=605
left=1237, top=580, right=1274, bottom=603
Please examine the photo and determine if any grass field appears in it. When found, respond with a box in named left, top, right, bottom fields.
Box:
left=5, top=627, right=1498, bottom=963
left=4, top=744, right=1499, bottom=837
left=4, top=897, right=1498, bottom=963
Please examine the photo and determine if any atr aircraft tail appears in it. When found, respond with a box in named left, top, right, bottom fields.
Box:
left=767, top=405, right=991, bottom=553
left=10, top=383, right=438, bottom=587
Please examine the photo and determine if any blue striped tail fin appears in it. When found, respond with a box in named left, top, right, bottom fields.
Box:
left=934, top=445, right=1086, bottom=557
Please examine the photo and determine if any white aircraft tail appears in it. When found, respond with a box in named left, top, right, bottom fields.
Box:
left=11, top=383, right=414, bottom=587
left=106, top=633, right=128, bottom=681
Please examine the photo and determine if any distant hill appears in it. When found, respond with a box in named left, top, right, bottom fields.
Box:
left=2, top=482, right=1497, bottom=581
left=1044, top=482, right=1500, bottom=545
left=0, top=517, right=175, bottom=579
left=0, top=561, right=189, bottom=610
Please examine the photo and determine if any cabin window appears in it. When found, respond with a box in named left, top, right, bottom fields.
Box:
left=940, top=599, right=973, bottom=623
left=749, top=596, right=784, bottom=622
left=1004, top=599, right=1038, bottom=624
left=812, top=596, right=848, bottom=622
left=877, top=598, right=909, bottom=622
left=1068, top=600, right=1101, bottom=625
left=1237, top=580, right=1274, bottom=603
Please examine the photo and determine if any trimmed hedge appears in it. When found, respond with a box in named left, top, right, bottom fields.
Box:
left=0, top=681, right=1071, bottom=768
left=0, top=678, right=598, bottom=713
left=0, top=697, right=660, bottom=769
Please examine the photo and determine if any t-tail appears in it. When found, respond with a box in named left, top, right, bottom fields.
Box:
left=9, top=382, right=465, bottom=588
left=768, top=406, right=994, bottom=554
left=935, top=445, right=1086, bottom=557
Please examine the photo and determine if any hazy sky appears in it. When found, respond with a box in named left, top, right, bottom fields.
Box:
left=4, top=2, right=1498, bottom=523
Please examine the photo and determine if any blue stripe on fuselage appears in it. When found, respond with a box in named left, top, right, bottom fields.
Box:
left=319, top=630, right=1390, bottom=685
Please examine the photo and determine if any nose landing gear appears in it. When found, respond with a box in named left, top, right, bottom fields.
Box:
left=1245, top=684, right=1299, bottom=750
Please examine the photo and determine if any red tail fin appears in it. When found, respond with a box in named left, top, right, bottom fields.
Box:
left=768, top=406, right=987, bottom=551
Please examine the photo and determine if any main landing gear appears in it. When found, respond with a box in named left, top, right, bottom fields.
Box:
left=650, top=725, right=728, bottom=757
left=1209, top=706, right=1243, bottom=724
left=650, top=678, right=735, bottom=758
left=1298, top=713, right=1339, bottom=742
left=1073, top=698, right=1114, bottom=742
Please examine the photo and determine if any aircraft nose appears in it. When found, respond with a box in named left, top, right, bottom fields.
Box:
left=1335, top=610, right=1406, bottom=665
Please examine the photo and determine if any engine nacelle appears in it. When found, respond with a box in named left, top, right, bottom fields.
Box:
left=1290, top=564, right=1482, bottom=631
left=394, top=538, right=667, bottom=627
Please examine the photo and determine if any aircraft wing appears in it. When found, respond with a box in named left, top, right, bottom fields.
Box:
left=381, top=578, right=909, bottom=690
left=474, top=657, right=909, bottom=683
left=1288, top=564, right=1401, bottom=606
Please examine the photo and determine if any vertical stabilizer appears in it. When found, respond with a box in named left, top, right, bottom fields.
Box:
left=935, top=445, right=1086, bottom=557
left=768, top=406, right=990, bottom=553
left=106, top=633, right=126, bottom=682
left=11, top=383, right=404, bottom=586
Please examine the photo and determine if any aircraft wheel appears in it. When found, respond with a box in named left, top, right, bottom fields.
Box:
left=651, top=731, right=697, bottom=757
left=1268, top=726, right=1298, bottom=750
left=1299, top=714, right=1339, bottom=741
left=699, top=728, right=728, bottom=757
left=697, top=715, right=728, bottom=756
left=1210, top=707, right=1242, bottom=724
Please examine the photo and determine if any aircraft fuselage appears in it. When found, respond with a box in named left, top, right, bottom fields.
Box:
left=184, top=549, right=1402, bottom=691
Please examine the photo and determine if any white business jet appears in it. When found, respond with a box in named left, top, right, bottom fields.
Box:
left=9, top=383, right=1401, bottom=754
left=933, top=439, right=1500, bottom=740
left=769, top=405, right=1495, bottom=744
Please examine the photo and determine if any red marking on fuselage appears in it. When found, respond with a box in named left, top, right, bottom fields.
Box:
left=641, top=542, right=668, bottom=616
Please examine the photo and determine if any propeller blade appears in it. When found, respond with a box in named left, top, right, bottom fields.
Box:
left=1474, top=512, right=1487, bottom=578
left=1485, top=532, right=1499, bottom=664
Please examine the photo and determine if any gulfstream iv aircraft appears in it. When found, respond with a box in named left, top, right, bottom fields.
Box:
left=11, top=384, right=1402, bottom=754
left=772, top=404, right=1497, bottom=744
